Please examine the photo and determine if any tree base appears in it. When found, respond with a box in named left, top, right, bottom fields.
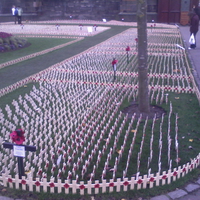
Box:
left=122, top=103, right=166, bottom=119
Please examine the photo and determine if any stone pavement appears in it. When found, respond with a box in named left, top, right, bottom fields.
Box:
left=179, top=25, right=200, bottom=90
left=1, top=25, right=200, bottom=200
left=0, top=197, right=23, bottom=200
left=150, top=176, right=200, bottom=200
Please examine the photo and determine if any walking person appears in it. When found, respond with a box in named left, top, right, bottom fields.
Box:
left=126, top=45, right=131, bottom=63
left=11, top=5, right=18, bottom=24
left=189, top=8, right=200, bottom=49
left=112, top=58, right=118, bottom=80
left=79, top=24, right=83, bottom=30
left=93, top=24, right=97, bottom=31
left=17, top=6, right=23, bottom=24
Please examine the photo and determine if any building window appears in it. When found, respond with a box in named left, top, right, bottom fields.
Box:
left=147, top=5, right=157, bottom=12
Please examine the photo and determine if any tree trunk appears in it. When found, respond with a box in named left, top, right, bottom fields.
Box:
left=137, top=0, right=150, bottom=113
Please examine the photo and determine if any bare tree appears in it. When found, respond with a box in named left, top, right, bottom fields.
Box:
left=137, top=0, right=150, bottom=113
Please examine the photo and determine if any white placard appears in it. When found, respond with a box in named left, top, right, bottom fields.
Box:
left=87, top=27, right=93, bottom=33
left=13, top=145, right=25, bottom=157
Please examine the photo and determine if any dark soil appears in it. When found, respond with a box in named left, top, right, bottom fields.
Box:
left=122, top=103, right=166, bottom=119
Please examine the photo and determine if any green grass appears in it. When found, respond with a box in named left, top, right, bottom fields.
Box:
left=0, top=37, right=75, bottom=63
left=0, top=83, right=38, bottom=107
left=119, top=92, right=200, bottom=174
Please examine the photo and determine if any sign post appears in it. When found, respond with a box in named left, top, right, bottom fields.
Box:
left=2, top=129, right=36, bottom=179
left=3, top=142, right=36, bottom=179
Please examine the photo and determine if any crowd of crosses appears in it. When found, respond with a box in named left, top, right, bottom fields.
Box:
left=0, top=23, right=197, bottom=185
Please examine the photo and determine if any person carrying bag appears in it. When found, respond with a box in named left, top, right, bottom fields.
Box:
left=189, top=33, right=195, bottom=48
left=189, top=8, right=200, bottom=49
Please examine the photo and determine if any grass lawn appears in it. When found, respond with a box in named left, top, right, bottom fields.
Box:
left=0, top=37, right=75, bottom=64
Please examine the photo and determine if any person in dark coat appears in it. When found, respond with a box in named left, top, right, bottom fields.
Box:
left=189, top=8, right=199, bottom=49
left=17, top=6, right=23, bottom=24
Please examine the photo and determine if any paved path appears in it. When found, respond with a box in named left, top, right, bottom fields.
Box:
left=179, top=25, right=200, bottom=90
left=150, top=177, right=200, bottom=200
left=1, top=25, right=200, bottom=200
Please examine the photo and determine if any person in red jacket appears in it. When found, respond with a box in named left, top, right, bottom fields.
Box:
left=126, top=46, right=131, bottom=63
left=126, top=46, right=130, bottom=52
left=112, top=58, right=118, bottom=71
left=189, top=8, right=199, bottom=49
left=112, top=58, right=118, bottom=79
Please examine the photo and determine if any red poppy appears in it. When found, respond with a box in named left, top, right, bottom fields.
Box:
left=79, top=185, right=85, bottom=190
left=137, top=179, right=143, bottom=184
left=149, top=177, right=155, bottom=182
left=64, top=183, right=70, bottom=189
left=49, top=182, right=55, bottom=187
left=8, top=178, right=13, bottom=183
left=10, top=129, right=25, bottom=145
left=37, top=170, right=42, bottom=176
left=35, top=181, right=41, bottom=186
left=94, top=184, right=100, bottom=188
left=173, top=171, right=178, bottom=176
left=21, top=180, right=26, bottom=185
left=162, top=175, right=167, bottom=179
left=109, top=183, right=114, bottom=187
left=123, top=181, right=129, bottom=186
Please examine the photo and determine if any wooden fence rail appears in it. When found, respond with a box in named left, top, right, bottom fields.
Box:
left=0, top=154, right=199, bottom=195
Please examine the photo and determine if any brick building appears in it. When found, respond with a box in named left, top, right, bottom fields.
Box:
left=0, top=0, right=199, bottom=24
left=120, top=0, right=199, bottom=25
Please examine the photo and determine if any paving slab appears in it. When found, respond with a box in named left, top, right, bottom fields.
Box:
left=193, top=189, right=200, bottom=196
left=150, top=195, right=170, bottom=200
left=0, top=196, right=14, bottom=200
left=184, top=183, right=200, bottom=193
left=167, top=189, right=188, bottom=200
left=176, top=194, right=200, bottom=200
